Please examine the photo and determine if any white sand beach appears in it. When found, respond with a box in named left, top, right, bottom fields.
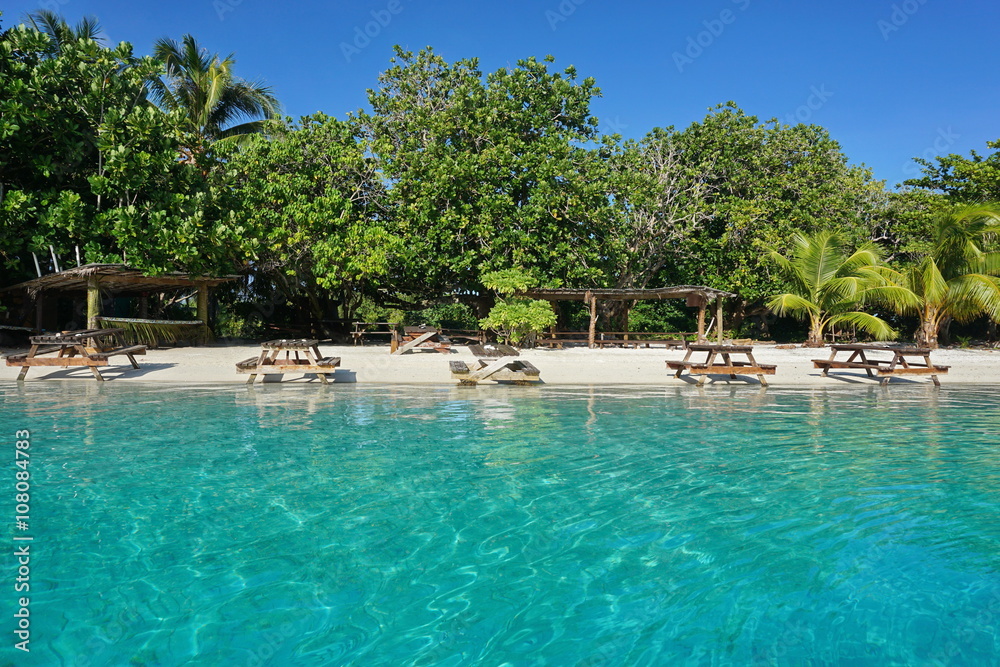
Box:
left=1, top=341, right=997, bottom=386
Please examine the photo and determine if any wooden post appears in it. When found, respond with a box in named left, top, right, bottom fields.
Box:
left=716, top=296, right=724, bottom=343
left=35, top=295, right=44, bottom=332
left=196, top=281, right=212, bottom=342
left=138, top=294, right=149, bottom=319
left=586, top=291, right=597, bottom=348
left=86, top=276, right=101, bottom=329
left=696, top=303, right=706, bottom=342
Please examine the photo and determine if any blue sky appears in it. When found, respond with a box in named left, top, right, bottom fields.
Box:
left=4, top=0, right=999, bottom=188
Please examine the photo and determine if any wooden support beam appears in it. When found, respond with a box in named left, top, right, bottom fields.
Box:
left=586, top=291, right=597, bottom=348
left=86, top=276, right=101, bottom=329
left=196, top=281, right=212, bottom=341
left=696, top=302, right=706, bottom=342
left=716, top=296, right=724, bottom=344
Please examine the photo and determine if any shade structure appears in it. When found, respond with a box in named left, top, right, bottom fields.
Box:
left=520, top=286, right=737, bottom=347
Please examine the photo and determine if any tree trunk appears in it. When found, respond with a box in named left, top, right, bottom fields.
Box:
left=917, top=306, right=940, bottom=349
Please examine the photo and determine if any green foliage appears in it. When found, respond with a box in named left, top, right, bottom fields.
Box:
left=904, top=139, right=1000, bottom=203
left=875, top=203, right=1000, bottom=347
left=213, top=113, right=393, bottom=324
left=662, top=104, right=890, bottom=301
left=147, top=34, right=279, bottom=161
left=766, top=231, right=896, bottom=345
left=479, top=299, right=556, bottom=346
left=360, top=47, right=612, bottom=299
left=0, top=22, right=238, bottom=280
left=479, top=269, right=556, bottom=345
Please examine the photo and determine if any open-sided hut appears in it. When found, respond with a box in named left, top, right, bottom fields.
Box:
left=1, top=264, right=236, bottom=344
left=521, top=286, right=737, bottom=348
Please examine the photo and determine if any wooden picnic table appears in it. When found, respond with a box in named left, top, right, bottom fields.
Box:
left=666, top=343, right=776, bottom=386
left=450, top=343, right=541, bottom=385
left=236, top=339, right=340, bottom=384
left=390, top=326, right=452, bottom=355
left=5, top=328, right=146, bottom=381
left=812, top=343, right=949, bottom=386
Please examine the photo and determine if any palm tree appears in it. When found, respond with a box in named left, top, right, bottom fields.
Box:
left=23, top=10, right=103, bottom=55
left=875, top=204, right=1000, bottom=348
left=146, top=34, right=279, bottom=163
left=766, top=230, right=897, bottom=346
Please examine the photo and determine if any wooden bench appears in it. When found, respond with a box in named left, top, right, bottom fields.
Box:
left=6, top=329, right=146, bottom=381
left=391, top=327, right=452, bottom=355
left=237, top=339, right=340, bottom=384
left=450, top=358, right=541, bottom=385
left=667, top=343, right=776, bottom=386
left=812, top=344, right=949, bottom=386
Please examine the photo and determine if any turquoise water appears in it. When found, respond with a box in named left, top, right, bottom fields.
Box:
left=3, top=383, right=1000, bottom=666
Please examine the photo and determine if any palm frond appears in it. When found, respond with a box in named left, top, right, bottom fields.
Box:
left=826, top=311, right=896, bottom=340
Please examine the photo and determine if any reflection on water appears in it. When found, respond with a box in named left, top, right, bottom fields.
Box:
left=3, top=383, right=1000, bottom=665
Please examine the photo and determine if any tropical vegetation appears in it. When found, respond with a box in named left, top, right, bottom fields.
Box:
left=2, top=10, right=999, bottom=346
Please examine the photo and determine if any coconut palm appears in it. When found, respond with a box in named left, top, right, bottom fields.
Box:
left=22, top=10, right=103, bottom=56
left=766, top=230, right=897, bottom=346
left=146, top=34, right=279, bottom=163
left=875, top=203, right=1000, bottom=348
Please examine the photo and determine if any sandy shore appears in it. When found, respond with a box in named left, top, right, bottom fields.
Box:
left=1, top=341, right=997, bottom=386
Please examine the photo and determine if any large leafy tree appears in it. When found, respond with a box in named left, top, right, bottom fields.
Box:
left=0, top=20, right=238, bottom=281
left=904, top=140, right=1000, bottom=203
left=669, top=104, right=890, bottom=321
left=147, top=34, right=279, bottom=163
left=766, top=231, right=896, bottom=347
left=876, top=204, right=1000, bottom=348
left=214, top=114, right=393, bottom=327
left=359, top=47, right=614, bottom=308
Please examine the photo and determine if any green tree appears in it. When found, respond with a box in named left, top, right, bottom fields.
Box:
left=147, top=34, right=279, bottom=163
left=24, top=10, right=103, bottom=55
left=360, top=47, right=613, bottom=307
left=667, top=104, right=890, bottom=324
left=478, top=269, right=557, bottom=346
left=0, top=21, right=238, bottom=280
left=213, top=114, right=393, bottom=327
left=876, top=204, right=1000, bottom=348
left=904, top=140, right=1000, bottom=203
left=766, top=231, right=896, bottom=346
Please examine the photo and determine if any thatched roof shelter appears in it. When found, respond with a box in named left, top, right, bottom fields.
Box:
left=521, top=286, right=737, bottom=346
left=2, top=264, right=237, bottom=330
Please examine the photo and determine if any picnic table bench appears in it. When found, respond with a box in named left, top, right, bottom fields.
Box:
left=813, top=344, right=949, bottom=386
left=666, top=343, right=776, bottom=386
left=5, top=328, right=146, bottom=381
left=236, top=339, right=340, bottom=384
left=538, top=331, right=591, bottom=348
left=595, top=332, right=694, bottom=349
left=450, top=343, right=541, bottom=385
left=391, top=326, right=452, bottom=355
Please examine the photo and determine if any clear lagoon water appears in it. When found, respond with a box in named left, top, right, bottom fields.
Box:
left=3, top=382, right=1000, bottom=666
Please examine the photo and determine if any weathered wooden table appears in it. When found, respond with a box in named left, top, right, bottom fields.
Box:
left=5, top=328, right=146, bottom=381
left=449, top=344, right=541, bottom=385
left=236, top=339, right=340, bottom=384
left=812, top=344, right=949, bottom=386
left=390, top=326, right=451, bottom=355
left=666, top=343, right=776, bottom=386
